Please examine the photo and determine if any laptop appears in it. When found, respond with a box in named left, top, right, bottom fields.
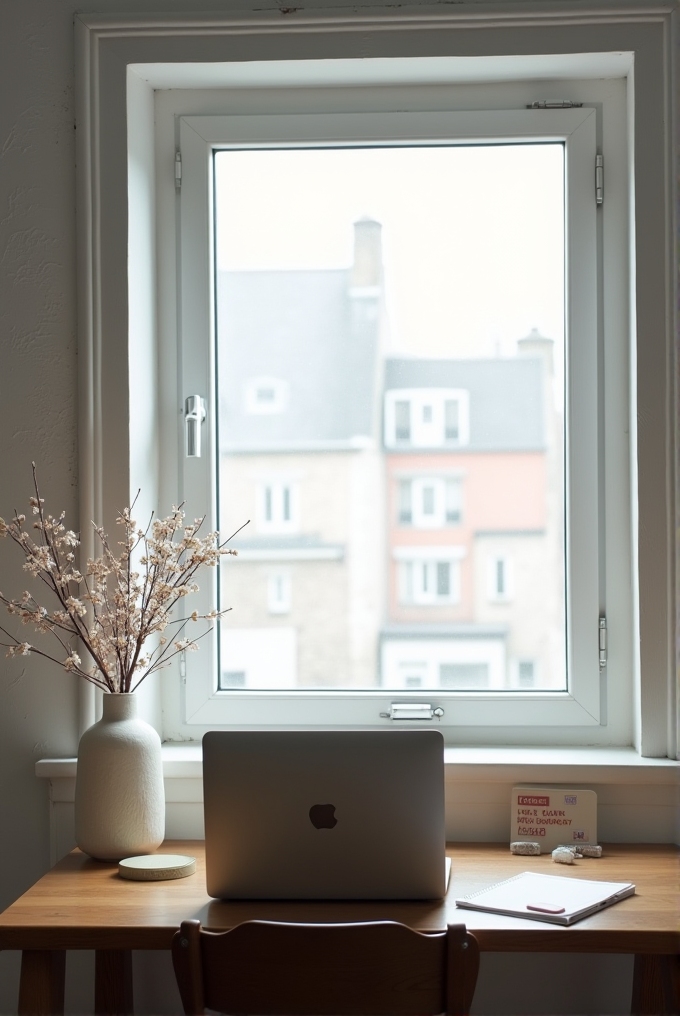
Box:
left=202, top=729, right=447, bottom=900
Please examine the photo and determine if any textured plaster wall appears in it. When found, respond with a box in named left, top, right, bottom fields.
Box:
left=0, top=3, right=81, bottom=1011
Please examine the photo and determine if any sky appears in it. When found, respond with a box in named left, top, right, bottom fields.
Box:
left=214, top=143, right=564, bottom=362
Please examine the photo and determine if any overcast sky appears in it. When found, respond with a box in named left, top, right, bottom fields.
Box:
left=215, top=143, right=564, bottom=362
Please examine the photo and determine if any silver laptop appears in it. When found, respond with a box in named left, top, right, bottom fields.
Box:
left=203, top=729, right=447, bottom=900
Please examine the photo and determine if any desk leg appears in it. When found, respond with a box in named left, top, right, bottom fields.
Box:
left=94, top=950, right=133, bottom=1016
left=631, top=954, right=680, bottom=1015
left=18, top=950, right=65, bottom=1016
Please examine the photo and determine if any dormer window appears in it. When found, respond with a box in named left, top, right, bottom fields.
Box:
left=385, top=389, right=469, bottom=448
left=245, top=376, right=289, bottom=414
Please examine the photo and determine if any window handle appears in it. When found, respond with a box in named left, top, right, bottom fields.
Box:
left=380, top=703, right=445, bottom=721
left=185, top=395, right=206, bottom=458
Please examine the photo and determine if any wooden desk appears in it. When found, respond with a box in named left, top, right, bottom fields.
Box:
left=0, top=842, right=677, bottom=1015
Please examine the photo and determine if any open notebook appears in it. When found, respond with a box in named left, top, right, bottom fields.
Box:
left=455, top=870, right=635, bottom=926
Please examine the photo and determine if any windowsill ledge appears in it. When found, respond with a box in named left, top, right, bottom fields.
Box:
left=35, top=744, right=679, bottom=784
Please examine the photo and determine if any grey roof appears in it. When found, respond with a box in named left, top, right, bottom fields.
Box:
left=217, top=270, right=380, bottom=451
left=384, top=357, right=545, bottom=450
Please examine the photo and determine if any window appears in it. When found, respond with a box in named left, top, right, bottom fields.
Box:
left=257, top=482, right=297, bottom=533
left=245, top=377, right=289, bottom=415
left=268, top=572, right=292, bottom=615
left=398, top=555, right=462, bottom=606
left=488, top=555, right=513, bottom=602
left=78, top=9, right=678, bottom=754
left=171, top=94, right=614, bottom=732
left=385, top=390, right=470, bottom=448
left=517, top=661, right=536, bottom=689
left=398, top=477, right=463, bottom=528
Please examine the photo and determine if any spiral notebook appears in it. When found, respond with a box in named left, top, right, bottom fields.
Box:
left=455, top=870, right=635, bottom=925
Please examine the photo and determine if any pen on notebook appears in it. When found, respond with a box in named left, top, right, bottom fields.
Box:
left=526, top=903, right=566, bottom=914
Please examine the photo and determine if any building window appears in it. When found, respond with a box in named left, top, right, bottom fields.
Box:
left=222, top=670, right=247, bottom=688
left=488, top=555, right=513, bottom=602
left=268, top=572, right=292, bottom=615
left=398, top=554, right=462, bottom=605
left=385, top=389, right=470, bottom=448
left=245, top=376, right=289, bottom=414
left=397, top=477, right=463, bottom=528
left=517, top=661, right=536, bottom=688
left=258, top=482, right=297, bottom=533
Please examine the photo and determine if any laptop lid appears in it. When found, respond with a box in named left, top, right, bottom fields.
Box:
left=203, top=729, right=446, bottom=900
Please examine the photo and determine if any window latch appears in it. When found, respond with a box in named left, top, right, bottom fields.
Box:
left=527, top=100, right=583, bottom=109
left=185, top=395, right=206, bottom=458
left=380, top=703, right=445, bottom=721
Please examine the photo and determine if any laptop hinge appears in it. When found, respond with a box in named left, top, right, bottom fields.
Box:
left=381, top=703, right=445, bottom=721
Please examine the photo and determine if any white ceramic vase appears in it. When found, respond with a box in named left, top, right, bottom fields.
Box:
left=74, top=693, right=165, bottom=861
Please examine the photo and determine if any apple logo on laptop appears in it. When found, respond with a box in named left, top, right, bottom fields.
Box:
left=309, top=804, right=337, bottom=829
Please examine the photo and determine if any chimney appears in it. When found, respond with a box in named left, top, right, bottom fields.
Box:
left=517, top=327, right=555, bottom=375
left=351, top=217, right=382, bottom=288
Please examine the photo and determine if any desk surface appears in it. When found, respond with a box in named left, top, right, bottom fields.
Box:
left=0, top=842, right=677, bottom=956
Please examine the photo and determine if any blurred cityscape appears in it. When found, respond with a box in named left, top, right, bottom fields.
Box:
left=217, top=218, right=566, bottom=692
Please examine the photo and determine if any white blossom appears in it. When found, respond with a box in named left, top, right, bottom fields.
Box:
left=0, top=467, right=242, bottom=693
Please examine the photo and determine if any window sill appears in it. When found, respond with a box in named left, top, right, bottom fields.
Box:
left=35, top=744, right=679, bottom=784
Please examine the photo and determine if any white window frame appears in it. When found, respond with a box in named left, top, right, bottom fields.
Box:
left=74, top=8, right=677, bottom=756
left=175, top=103, right=601, bottom=731
left=385, top=389, right=470, bottom=448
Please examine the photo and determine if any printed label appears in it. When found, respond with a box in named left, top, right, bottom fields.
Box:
left=510, top=787, right=597, bottom=852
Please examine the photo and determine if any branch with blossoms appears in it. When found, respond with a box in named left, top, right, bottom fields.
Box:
left=0, top=464, right=245, bottom=693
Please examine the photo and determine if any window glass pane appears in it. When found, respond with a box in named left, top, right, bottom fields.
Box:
left=215, top=144, right=566, bottom=693
left=395, top=400, right=411, bottom=441
left=398, top=480, right=412, bottom=524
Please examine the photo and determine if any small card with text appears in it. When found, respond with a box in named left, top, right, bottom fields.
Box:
left=510, top=786, right=597, bottom=852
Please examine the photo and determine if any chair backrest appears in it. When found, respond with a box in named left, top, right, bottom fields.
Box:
left=172, top=918, right=479, bottom=1016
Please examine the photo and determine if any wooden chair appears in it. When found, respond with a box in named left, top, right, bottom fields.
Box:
left=172, top=918, right=480, bottom=1016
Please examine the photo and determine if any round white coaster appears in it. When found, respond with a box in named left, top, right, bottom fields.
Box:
left=118, top=854, right=196, bottom=881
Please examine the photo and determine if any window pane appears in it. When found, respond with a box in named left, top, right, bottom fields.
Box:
left=436, top=562, right=450, bottom=596
left=215, top=144, right=566, bottom=693
left=395, top=400, right=411, bottom=440
left=398, top=480, right=412, bottom=524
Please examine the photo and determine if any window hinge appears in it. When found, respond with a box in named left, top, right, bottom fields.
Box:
left=595, top=153, right=604, bottom=206
left=380, top=703, right=445, bottom=721
left=527, top=100, right=584, bottom=109
left=599, top=617, right=607, bottom=670
left=179, top=650, right=187, bottom=682
left=175, top=150, right=182, bottom=189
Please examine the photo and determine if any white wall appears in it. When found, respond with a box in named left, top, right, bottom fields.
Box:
left=0, top=2, right=676, bottom=1015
